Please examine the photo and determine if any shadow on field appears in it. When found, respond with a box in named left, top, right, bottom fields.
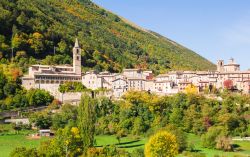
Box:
left=115, top=140, right=140, bottom=146
left=95, top=139, right=143, bottom=148
left=118, top=144, right=144, bottom=148
left=190, top=149, right=202, bottom=152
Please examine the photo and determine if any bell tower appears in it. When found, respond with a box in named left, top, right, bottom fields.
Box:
left=217, top=60, right=224, bottom=72
left=73, top=38, right=81, bottom=75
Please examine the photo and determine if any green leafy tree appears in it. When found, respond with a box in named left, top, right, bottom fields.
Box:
left=0, top=71, right=7, bottom=99
left=38, top=126, right=83, bottom=157
left=58, top=40, right=68, bottom=54
left=3, top=82, right=17, bottom=96
left=77, top=95, right=97, bottom=154
left=52, top=104, right=78, bottom=130
left=28, top=32, right=45, bottom=54
left=202, top=126, right=227, bottom=149
left=30, top=112, right=52, bottom=129
left=10, top=147, right=39, bottom=157
left=26, top=89, right=53, bottom=106
left=169, top=108, right=183, bottom=127
left=165, top=124, right=187, bottom=152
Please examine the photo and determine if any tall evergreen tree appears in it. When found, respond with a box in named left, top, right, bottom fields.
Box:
left=77, top=94, right=96, bottom=154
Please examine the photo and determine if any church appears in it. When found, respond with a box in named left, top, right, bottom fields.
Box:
left=22, top=38, right=250, bottom=100
left=22, top=39, right=83, bottom=98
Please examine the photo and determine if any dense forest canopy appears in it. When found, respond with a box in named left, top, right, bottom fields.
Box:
left=0, top=0, right=215, bottom=74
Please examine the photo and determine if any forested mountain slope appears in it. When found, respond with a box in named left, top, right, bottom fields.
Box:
left=0, top=0, right=215, bottom=73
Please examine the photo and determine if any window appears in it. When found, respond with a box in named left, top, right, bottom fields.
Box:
left=77, top=56, right=79, bottom=60
left=76, top=49, right=79, bottom=54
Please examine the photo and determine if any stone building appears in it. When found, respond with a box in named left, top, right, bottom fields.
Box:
left=22, top=39, right=82, bottom=99
left=23, top=44, right=250, bottom=100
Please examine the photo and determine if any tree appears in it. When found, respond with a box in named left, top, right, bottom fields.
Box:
left=201, top=126, right=227, bottom=149
left=77, top=95, right=96, bottom=154
left=11, top=33, right=28, bottom=50
left=12, top=123, right=22, bottom=134
left=0, top=72, right=7, bottom=99
left=3, top=82, right=17, bottom=96
left=216, top=136, right=233, bottom=151
left=52, top=104, right=78, bottom=130
left=185, top=84, right=198, bottom=94
left=58, top=40, right=68, bottom=54
left=165, top=124, right=187, bottom=152
left=10, top=147, right=39, bottom=157
left=132, top=117, right=146, bottom=135
left=59, top=82, right=86, bottom=93
left=26, top=89, right=53, bottom=106
left=17, top=12, right=28, bottom=26
left=38, top=126, right=83, bottom=157
left=169, top=108, right=183, bottom=127
left=223, top=80, right=233, bottom=90
left=30, top=112, right=52, bottom=129
left=145, top=131, right=178, bottom=157
left=28, top=32, right=45, bottom=54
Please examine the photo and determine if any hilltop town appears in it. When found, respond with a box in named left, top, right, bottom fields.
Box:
left=1, top=0, right=250, bottom=157
left=22, top=39, right=250, bottom=101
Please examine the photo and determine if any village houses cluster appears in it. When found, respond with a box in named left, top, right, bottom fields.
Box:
left=22, top=39, right=250, bottom=101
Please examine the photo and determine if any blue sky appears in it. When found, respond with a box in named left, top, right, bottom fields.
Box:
left=92, top=0, right=250, bottom=70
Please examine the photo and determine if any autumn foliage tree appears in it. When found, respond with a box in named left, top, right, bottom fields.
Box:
left=145, top=131, right=178, bottom=157
left=223, top=80, right=234, bottom=90
left=185, top=84, right=198, bottom=95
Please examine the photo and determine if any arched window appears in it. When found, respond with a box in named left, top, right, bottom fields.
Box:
left=76, top=49, right=79, bottom=54
left=77, top=56, right=79, bottom=60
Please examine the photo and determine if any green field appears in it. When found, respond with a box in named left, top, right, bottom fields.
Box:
left=0, top=133, right=250, bottom=157
left=0, top=135, right=47, bottom=157
left=185, top=134, right=250, bottom=157
left=95, top=135, right=147, bottom=152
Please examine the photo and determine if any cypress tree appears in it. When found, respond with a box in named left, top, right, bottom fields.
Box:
left=77, top=94, right=96, bottom=154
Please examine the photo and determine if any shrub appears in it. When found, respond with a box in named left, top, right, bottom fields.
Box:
left=131, top=148, right=144, bottom=157
left=216, top=136, right=233, bottom=151
left=165, top=124, right=187, bottom=152
left=201, top=126, right=226, bottom=149
left=145, top=131, right=178, bottom=157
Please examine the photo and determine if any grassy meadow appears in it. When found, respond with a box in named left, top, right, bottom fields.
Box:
left=0, top=131, right=250, bottom=157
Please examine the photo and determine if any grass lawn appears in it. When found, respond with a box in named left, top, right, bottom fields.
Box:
left=0, top=132, right=249, bottom=157
left=95, top=135, right=147, bottom=152
left=185, top=134, right=250, bottom=157
left=0, top=134, right=47, bottom=157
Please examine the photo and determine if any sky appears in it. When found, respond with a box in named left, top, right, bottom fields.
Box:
left=92, top=0, right=250, bottom=70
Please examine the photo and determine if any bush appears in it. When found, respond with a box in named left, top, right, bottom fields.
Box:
left=216, top=136, right=233, bottom=151
left=201, top=126, right=226, bottom=149
left=165, top=124, right=187, bottom=152
left=145, top=131, right=178, bottom=157
left=131, top=148, right=144, bottom=157
left=10, top=147, right=39, bottom=157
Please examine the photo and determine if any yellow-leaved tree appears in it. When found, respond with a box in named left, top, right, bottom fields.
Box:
left=184, top=84, right=198, bottom=94
left=145, top=131, right=178, bottom=157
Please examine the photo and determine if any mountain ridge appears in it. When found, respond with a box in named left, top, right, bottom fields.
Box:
left=0, top=0, right=216, bottom=73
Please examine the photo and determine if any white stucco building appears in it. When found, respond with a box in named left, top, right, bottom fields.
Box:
left=22, top=39, right=82, bottom=100
left=22, top=42, right=250, bottom=100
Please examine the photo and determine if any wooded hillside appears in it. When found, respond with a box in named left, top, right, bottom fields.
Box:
left=0, top=0, right=215, bottom=73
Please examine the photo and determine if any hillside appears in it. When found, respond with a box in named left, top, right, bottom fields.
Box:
left=0, top=0, right=216, bottom=73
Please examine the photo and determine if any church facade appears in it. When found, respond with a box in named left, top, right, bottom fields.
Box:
left=22, top=39, right=82, bottom=98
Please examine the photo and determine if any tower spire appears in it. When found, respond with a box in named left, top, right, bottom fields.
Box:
left=74, top=38, right=79, bottom=48
left=73, top=38, right=81, bottom=75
